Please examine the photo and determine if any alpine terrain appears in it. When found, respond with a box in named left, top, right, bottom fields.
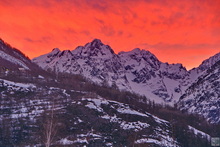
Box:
left=33, top=39, right=220, bottom=123
left=0, top=38, right=219, bottom=146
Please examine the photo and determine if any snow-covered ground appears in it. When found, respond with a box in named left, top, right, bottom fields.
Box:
left=81, top=97, right=179, bottom=146
left=188, top=125, right=210, bottom=140
left=0, top=78, right=212, bottom=147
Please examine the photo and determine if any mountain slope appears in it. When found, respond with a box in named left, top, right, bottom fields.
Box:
left=119, top=48, right=188, bottom=103
left=0, top=38, right=33, bottom=70
left=0, top=38, right=55, bottom=81
left=0, top=76, right=210, bottom=147
left=178, top=60, right=220, bottom=123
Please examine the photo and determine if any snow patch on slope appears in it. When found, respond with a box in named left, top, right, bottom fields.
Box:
left=0, top=78, right=36, bottom=89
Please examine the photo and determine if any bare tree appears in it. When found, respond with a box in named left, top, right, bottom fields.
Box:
left=43, top=103, right=58, bottom=147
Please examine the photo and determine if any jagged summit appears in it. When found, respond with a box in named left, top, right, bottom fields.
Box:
left=84, top=38, right=104, bottom=49
left=71, top=38, right=115, bottom=58
left=119, top=48, right=151, bottom=54
left=51, top=48, right=60, bottom=53
left=58, top=50, right=73, bottom=58
left=119, top=48, right=156, bottom=58
left=90, top=38, right=103, bottom=46
left=119, top=48, right=159, bottom=60
left=84, top=38, right=115, bottom=55
left=119, top=48, right=161, bottom=71
left=128, top=48, right=151, bottom=54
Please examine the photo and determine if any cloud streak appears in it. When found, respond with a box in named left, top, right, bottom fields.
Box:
left=0, top=0, right=219, bottom=69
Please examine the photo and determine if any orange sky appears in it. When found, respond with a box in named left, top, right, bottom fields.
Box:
left=0, top=0, right=220, bottom=70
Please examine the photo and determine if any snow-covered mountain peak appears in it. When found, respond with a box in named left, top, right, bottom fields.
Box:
left=45, top=48, right=60, bottom=57
left=129, top=48, right=141, bottom=53
left=119, top=48, right=159, bottom=61
left=58, top=50, right=73, bottom=57
left=72, top=46, right=84, bottom=55
left=90, top=38, right=103, bottom=46
left=36, top=48, right=73, bottom=60
left=52, top=48, right=60, bottom=53
left=84, top=38, right=104, bottom=48
left=73, top=39, right=115, bottom=58
left=32, top=48, right=63, bottom=69
left=160, top=62, right=188, bottom=80
left=119, top=48, right=153, bottom=55
left=119, top=48, right=161, bottom=71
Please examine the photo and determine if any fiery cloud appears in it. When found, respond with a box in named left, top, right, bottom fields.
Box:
left=0, top=0, right=219, bottom=69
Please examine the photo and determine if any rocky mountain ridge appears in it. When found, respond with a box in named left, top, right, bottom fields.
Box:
left=33, top=39, right=220, bottom=105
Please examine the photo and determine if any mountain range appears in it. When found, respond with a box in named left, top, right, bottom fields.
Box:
left=0, top=37, right=219, bottom=146
left=32, top=39, right=220, bottom=123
